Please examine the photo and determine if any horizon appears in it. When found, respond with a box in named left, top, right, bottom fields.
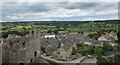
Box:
left=1, top=19, right=119, bottom=23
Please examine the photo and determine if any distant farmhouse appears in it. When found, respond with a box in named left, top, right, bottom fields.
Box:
left=44, top=34, right=56, bottom=38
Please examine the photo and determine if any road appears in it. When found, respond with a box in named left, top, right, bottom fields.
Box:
left=41, top=55, right=86, bottom=63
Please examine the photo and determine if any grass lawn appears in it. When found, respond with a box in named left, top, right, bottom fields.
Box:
left=74, top=45, right=94, bottom=55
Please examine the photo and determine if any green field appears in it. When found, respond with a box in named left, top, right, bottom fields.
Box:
left=1, top=20, right=119, bottom=38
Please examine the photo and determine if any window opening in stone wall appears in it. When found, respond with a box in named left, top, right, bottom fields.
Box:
left=23, top=42, right=25, bottom=48
left=34, top=51, right=37, bottom=57
left=30, top=59, right=33, bottom=62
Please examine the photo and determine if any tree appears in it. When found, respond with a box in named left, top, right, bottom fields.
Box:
left=117, top=31, right=120, bottom=44
left=117, top=30, right=120, bottom=51
left=88, top=33, right=99, bottom=40
left=94, top=46, right=103, bottom=55
left=96, top=52, right=108, bottom=65
left=2, top=30, right=30, bottom=38
left=107, top=57, right=113, bottom=63
left=22, top=27, right=26, bottom=30
left=53, top=30, right=58, bottom=34
left=113, top=54, right=119, bottom=64
left=47, top=30, right=52, bottom=33
left=96, top=52, right=103, bottom=64
left=103, top=43, right=113, bottom=51
left=76, top=42, right=84, bottom=48
left=2, top=32, right=8, bottom=38
left=97, top=30, right=104, bottom=36
left=41, top=46, right=45, bottom=53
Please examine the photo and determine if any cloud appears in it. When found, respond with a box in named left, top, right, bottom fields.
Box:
left=3, top=0, right=119, bottom=2
left=84, top=17, right=118, bottom=21
left=2, top=2, right=118, bottom=21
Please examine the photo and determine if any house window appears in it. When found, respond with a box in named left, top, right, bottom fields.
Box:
left=17, top=41, right=19, bottom=45
left=22, top=42, right=25, bottom=48
left=34, top=51, right=37, bottom=57
left=58, top=52, right=60, bottom=54
left=30, top=59, right=33, bottom=62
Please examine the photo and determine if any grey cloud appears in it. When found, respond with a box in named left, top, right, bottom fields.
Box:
left=2, top=2, right=57, bottom=16
left=60, top=2, right=100, bottom=9
left=2, top=2, right=117, bottom=15
left=2, top=2, right=118, bottom=21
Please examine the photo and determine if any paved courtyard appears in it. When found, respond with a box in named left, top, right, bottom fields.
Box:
left=41, top=55, right=86, bottom=63
left=81, top=58, right=96, bottom=63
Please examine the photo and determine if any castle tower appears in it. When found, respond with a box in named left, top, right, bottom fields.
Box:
left=26, top=28, right=41, bottom=62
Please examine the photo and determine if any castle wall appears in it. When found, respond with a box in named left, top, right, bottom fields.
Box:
left=2, top=29, right=41, bottom=63
left=2, top=43, right=9, bottom=63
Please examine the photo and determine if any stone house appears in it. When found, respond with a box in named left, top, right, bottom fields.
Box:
left=98, top=31, right=118, bottom=41
left=45, top=34, right=56, bottom=39
left=52, top=42, right=73, bottom=61
left=98, top=35, right=115, bottom=41
left=2, top=28, right=42, bottom=63
left=107, top=31, right=118, bottom=40
left=40, top=38, right=59, bottom=56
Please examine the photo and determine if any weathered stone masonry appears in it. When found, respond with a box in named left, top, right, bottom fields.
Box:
left=2, top=28, right=41, bottom=63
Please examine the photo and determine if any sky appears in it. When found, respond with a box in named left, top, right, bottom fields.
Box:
left=1, top=0, right=119, bottom=22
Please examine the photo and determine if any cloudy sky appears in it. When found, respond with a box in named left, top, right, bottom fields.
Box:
left=2, top=1, right=118, bottom=22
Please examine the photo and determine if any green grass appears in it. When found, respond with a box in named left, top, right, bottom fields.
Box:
left=58, top=31, right=68, bottom=33
left=74, top=45, right=94, bottom=55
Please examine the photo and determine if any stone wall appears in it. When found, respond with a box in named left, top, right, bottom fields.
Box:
left=0, top=45, right=1, bottom=65
left=2, top=29, right=41, bottom=63
left=53, top=47, right=73, bottom=61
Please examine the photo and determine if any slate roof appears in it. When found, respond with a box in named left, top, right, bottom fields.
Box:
left=40, top=38, right=59, bottom=55
left=46, top=45, right=58, bottom=55
left=61, top=41, right=73, bottom=51
left=102, top=35, right=115, bottom=40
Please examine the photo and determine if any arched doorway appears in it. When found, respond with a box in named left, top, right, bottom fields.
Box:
left=18, top=61, right=25, bottom=65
